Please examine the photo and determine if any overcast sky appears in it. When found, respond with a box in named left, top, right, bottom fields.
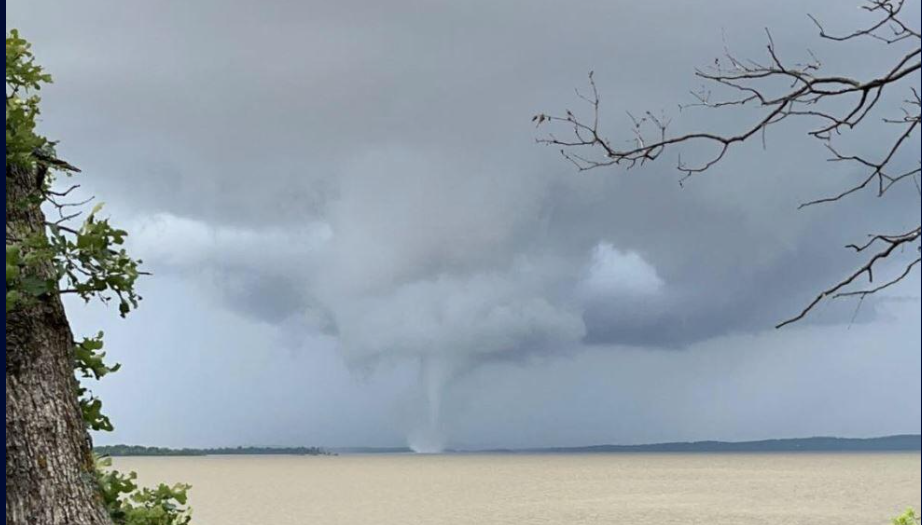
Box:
left=8, top=0, right=921, bottom=450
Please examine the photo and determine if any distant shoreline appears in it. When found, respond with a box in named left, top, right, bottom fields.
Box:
left=97, top=435, right=920, bottom=457
left=345, top=435, right=922, bottom=455
left=95, top=445, right=336, bottom=457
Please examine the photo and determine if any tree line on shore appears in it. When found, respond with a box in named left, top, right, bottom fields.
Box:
left=95, top=445, right=335, bottom=457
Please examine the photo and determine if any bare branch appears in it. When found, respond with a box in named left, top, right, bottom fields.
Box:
left=808, top=0, right=920, bottom=44
left=32, top=148, right=81, bottom=173
left=776, top=228, right=920, bottom=328
left=835, top=258, right=921, bottom=299
left=537, top=2, right=922, bottom=327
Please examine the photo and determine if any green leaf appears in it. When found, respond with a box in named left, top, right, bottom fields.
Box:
left=80, top=396, right=114, bottom=432
left=893, top=509, right=921, bottom=525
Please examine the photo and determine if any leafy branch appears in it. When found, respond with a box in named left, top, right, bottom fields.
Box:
left=96, top=456, right=193, bottom=525
left=74, top=333, right=120, bottom=432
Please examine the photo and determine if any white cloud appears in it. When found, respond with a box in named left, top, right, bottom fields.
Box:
left=127, top=212, right=332, bottom=272
left=581, top=242, right=664, bottom=298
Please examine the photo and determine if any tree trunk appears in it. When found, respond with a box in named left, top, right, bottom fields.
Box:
left=6, top=164, right=112, bottom=525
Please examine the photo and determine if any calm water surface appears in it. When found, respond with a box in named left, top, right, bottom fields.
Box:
left=115, top=453, right=921, bottom=525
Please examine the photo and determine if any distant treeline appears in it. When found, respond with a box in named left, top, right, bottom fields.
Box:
left=333, top=435, right=922, bottom=455
left=96, top=435, right=920, bottom=457
left=96, top=445, right=335, bottom=457
left=510, top=435, right=922, bottom=454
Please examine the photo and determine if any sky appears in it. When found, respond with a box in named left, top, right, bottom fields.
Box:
left=7, top=0, right=921, bottom=450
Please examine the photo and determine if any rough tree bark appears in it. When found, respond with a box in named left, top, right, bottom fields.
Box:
left=6, top=163, right=112, bottom=525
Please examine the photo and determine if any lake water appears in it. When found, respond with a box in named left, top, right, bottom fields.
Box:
left=114, top=453, right=921, bottom=525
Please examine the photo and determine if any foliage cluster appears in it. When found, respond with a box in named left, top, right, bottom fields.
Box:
left=6, top=30, right=143, bottom=318
left=894, top=509, right=921, bottom=525
left=96, top=457, right=193, bottom=525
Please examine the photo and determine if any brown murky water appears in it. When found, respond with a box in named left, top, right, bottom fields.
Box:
left=115, top=453, right=921, bottom=525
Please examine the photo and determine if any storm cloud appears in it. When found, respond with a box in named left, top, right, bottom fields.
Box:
left=8, top=0, right=920, bottom=449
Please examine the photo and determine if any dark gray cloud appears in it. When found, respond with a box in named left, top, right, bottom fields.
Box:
left=8, top=0, right=920, bottom=448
